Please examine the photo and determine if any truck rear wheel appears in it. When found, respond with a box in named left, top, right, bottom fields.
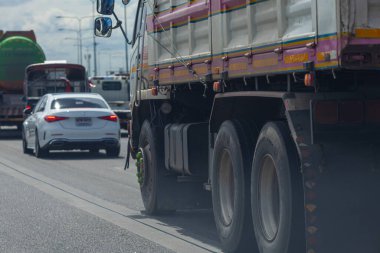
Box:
left=212, top=120, right=258, bottom=253
left=251, top=122, right=304, bottom=253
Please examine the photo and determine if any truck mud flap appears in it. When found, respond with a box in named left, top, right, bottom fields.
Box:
left=307, top=142, right=380, bottom=253
left=287, top=109, right=380, bottom=253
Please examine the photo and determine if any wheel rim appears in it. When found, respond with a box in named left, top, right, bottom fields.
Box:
left=258, top=154, right=280, bottom=241
left=138, top=147, right=147, bottom=186
left=219, top=149, right=235, bottom=226
left=141, top=145, right=152, bottom=192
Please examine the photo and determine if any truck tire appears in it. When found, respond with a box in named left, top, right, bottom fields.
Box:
left=251, top=122, right=304, bottom=253
left=212, top=120, right=258, bottom=253
left=139, top=120, right=175, bottom=214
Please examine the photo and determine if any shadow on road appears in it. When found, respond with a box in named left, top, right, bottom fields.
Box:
left=128, top=209, right=220, bottom=250
left=34, top=151, right=126, bottom=161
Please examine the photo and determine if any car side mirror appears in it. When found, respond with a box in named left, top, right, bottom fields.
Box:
left=97, top=0, right=115, bottom=15
left=94, top=17, right=113, bottom=37
left=122, top=0, right=130, bottom=4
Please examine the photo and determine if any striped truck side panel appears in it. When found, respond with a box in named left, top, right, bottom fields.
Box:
left=142, top=0, right=380, bottom=85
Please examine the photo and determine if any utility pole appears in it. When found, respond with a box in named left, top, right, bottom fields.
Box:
left=56, top=15, right=93, bottom=66
left=124, top=4, right=129, bottom=74
left=84, top=53, right=92, bottom=76
left=90, top=0, right=98, bottom=76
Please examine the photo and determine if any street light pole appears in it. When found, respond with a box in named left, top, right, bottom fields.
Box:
left=90, top=0, right=98, bottom=76
left=56, top=15, right=93, bottom=67
left=63, top=37, right=80, bottom=63
left=79, top=21, right=83, bottom=65
left=124, top=4, right=129, bottom=75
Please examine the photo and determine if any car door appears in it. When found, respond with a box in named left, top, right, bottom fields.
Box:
left=27, top=96, right=48, bottom=146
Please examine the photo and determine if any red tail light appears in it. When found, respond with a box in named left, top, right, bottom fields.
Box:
left=44, top=115, right=68, bottom=123
left=99, top=115, right=118, bottom=122
left=25, top=105, right=32, bottom=110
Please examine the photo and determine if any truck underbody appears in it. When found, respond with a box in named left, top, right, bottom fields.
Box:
left=94, top=0, right=380, bottom=251
left=130, top=68, right=380, bottom=253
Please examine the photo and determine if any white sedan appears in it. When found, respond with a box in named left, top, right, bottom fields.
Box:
left=22, top=93, right=120, bottom=158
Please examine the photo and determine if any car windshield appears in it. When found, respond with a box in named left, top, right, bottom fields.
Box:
left=51, top=97, right=108, bottom=109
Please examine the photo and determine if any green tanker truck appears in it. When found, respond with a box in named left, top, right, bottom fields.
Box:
left=0, top=30, right=45, bottom=129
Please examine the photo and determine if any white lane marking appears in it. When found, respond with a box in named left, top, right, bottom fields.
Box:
left=0, top=156, right=220, bottom=253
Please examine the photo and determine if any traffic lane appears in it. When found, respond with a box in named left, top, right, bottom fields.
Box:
left=0, top=136, right=221, bottom=251
left=0, top=149, right=220, bottom=253
left=3, top=136, right=145, bottom=211
left=0, top=170, right=174, bottom=253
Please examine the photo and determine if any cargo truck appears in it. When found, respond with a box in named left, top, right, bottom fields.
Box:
left=95, top=1, right=380, bottom=252
left=0, top=30, right=45, bottom=129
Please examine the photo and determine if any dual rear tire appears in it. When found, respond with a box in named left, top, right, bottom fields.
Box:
left=212, top=121, right=304, bottom=253
left=212, top=121, right=257, bottom=253
left=250, top=122, right=304, bottom=253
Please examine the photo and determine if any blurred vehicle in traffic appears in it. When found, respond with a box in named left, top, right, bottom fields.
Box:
left=22, top=93, right=120, bottom=158
left=23, top=61, right=88, bottom=117
left=89, top=75, right=131, bottom=130
left=0, top=30, right=45, bottom=130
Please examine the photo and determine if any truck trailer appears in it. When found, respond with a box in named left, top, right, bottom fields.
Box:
left=0, top=30, right=45, bottom=129
left=95, top=0, right=380, bottom=252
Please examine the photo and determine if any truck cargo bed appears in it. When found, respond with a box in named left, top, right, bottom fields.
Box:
left=145, top=0, right=380, bottom=85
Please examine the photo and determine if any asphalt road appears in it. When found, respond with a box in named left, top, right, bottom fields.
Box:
left=0, top=129, right=221, bottom=253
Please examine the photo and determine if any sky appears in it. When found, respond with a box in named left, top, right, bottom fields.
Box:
left=0, top=0, right=138, bottom=76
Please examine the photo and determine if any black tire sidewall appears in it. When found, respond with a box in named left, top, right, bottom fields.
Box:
left=251, top=122, right=297, bottom=253
left=212, top=121, right=249, bottom=252
left=139, top=120, right=159, bottom=214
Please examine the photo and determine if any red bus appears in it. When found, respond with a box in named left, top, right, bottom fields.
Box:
left=23, top=62, right=88, bottom=112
